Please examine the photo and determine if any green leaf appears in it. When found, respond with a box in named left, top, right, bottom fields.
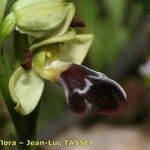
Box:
left=9, top=67, right=44, bottom=115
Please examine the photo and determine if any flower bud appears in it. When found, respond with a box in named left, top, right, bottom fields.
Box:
left=59, top=64, right=127, bottom=115
left=12, top=0, right=75, bottom=38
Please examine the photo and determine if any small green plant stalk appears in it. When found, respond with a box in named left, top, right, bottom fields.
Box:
left=0, top=43, right=35, bottom=150
left=0, top=0, right=43, bottom=150
left=0, top=47, right=34, bottom=150
left=0, top=25, right=38, bottom=150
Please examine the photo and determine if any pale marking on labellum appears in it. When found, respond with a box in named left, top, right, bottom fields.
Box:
left=73, top=78, right=93, bottom=94
left=87, top=71, right=108, bottom=79
left=82, top=65, right=107, bottom=78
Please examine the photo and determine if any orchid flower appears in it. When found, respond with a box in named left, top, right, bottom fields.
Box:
left=9, top=28, right=127, bottom=115
left=5, top=0, right=127, bottom=116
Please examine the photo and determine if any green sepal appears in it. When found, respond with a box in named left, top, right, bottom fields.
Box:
left=9, top=67, right=45, bottom=115
left=59, top=34, right=94, bottom=64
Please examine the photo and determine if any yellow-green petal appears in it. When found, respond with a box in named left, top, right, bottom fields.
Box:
left=59, top=34, right=94, bottom=64
left=9, top=67, right=44, bottom=115
left=30, top=28, right=76, bottom=51
left=31, top=34, right=94, bottom=82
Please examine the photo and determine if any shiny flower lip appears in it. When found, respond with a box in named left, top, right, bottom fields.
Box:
left=59, top=64, right=127, bottom=115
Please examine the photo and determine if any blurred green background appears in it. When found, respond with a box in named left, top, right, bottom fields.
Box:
left=0, top=0, right=149, bottom=149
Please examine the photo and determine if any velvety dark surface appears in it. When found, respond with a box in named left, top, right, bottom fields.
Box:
left=60, top=64, right=127, bottom=115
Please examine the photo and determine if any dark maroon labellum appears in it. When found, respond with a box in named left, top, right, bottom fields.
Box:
left=60, top=64, right=127, bottom=115
left=21, top=48, right=32, bottom=71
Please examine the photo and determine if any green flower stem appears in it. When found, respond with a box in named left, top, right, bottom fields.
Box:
left=0, top=34, right=38, bottom=150
left=0, top=47, right=29, bottom=150
left=0, top=1, right=38, bottom=149
left=24, top=103, right=41, bottom=140
left=13, top=31, right=27, bottom=63
left=13, top=31, right=40, bottom=148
